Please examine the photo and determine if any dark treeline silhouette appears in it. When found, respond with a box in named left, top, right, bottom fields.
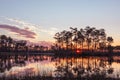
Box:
left=0, top=26, right=116, bottom=56
left=0, top=35, right=50, bottom=53
left=54, top=26, right=114, bottom=55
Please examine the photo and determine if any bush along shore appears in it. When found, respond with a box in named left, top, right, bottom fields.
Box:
left=0, top=75, right=120, bottom=80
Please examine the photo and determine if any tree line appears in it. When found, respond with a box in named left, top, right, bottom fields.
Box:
left=54, top=26, right=113, bottom=52
left=0, top=26, right=114, bottom=53
left=0, top=35, right=49, bottom=52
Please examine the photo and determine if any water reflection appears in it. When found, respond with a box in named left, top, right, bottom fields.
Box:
left=0, top=54, right=120, bottom=79
left=54, top=57, right=115, bottom=78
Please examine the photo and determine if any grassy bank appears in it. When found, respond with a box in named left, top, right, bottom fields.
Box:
left=0, top=76, right=119, bottom=80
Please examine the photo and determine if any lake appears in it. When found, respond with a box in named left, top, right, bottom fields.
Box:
left=0, top=54, right=120, bottom=79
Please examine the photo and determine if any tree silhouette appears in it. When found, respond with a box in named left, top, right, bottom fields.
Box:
left=107, top=37, right=114, bottom=53
left=54, top=26, right=113, bottom=54
left=54, top=32, right=62, bottom=50
left=107, top=37, right=113, bottom=46
left=7, top=37, right=13, bottom=51
left=0, top=35, right=7, bottom=51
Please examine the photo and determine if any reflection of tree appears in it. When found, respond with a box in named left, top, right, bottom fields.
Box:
left=0, top=55, right=27, bottom=73
left=0, top=58, right=12, bottom=72
left=107, top=56, right=114, bottom=74
left=0, top=55, right=117, bottom=79
left=54, top=57, right=115, bottom=79
left=54, top=58, right=74, bottom=78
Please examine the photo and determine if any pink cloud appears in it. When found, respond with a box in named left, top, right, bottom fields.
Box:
left=0, top=24, right=36, bottom=39
left=27, top=40, right=53, bottom=48
left=38, top=41, right=53, bottom=47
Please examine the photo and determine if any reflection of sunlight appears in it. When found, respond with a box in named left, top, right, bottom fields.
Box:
left=1, top=56, right=120, bottom=79
left=111, top=63, right=120, bottom=78
left=3, top=60, right=56, bottom=78
left=5, top=66, right=35, bottom=77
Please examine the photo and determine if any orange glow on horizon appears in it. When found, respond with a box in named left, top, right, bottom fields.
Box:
left=76, top=49, right=81, bottom=54
left=112, top=41, right=120, bottom=46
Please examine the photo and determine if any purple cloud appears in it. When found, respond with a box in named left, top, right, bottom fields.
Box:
left=0, top=24, right=36, bottom=38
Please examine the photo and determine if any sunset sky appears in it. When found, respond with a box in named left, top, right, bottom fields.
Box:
left=0, top=0, right=120, bottom=46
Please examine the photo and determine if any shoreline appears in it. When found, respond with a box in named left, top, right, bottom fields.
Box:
left=0, top=51, right=120, bottom=57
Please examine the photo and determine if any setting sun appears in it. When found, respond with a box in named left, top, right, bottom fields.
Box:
left=0, top=0, right=120, bottom=80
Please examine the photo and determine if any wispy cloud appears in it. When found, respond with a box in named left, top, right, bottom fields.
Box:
left=5, top=17, right=39, bottom=31
left=0, top=17, right=59, bottom=42
left=0, top=24, right=36, bottom=38
left=5, top=17, right=58, bottom=35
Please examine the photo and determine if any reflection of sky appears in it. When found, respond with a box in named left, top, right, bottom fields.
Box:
left=111, top=63, right=120, bottom=78
left=2, top=61, right=56, bottom=78
left=0, top=1, right=120, bottom=45
left=0, top=56, right=120, bottom=78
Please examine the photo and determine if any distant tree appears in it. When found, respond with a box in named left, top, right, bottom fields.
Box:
left=63, top=30, right=72, bottom=50
left=91, top=28, right=99, bottom=50
left=84, top=26, right=94, bottom=50
left=107, top=37, right=113, bottom=46
left=54, top=32, right=62, bottom=50
left=107, top=37, right=114, bottom=53
left=70, top=27, right=78, bottom=49
left=7, top=37, right=13, bottom=51
left=79, top=28, right=85, bottom=50
left=0, top=35, right=8, bottom=51
left=15, top=40, right=27, bottom=51
left=34, top=45, right=40, bottom=51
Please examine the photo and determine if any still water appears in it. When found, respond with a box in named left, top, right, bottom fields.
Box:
left=0, top=54, right=120, bottom=79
